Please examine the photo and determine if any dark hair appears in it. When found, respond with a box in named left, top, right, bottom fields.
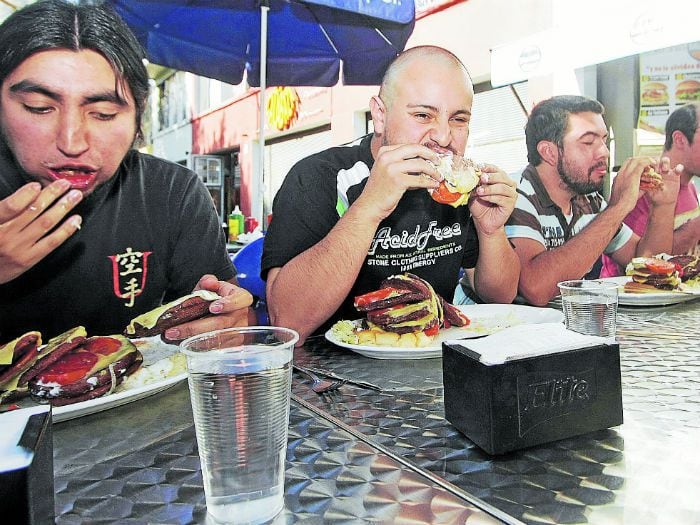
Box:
left=664, top=102, right=699, bottom=150
left=525, top=95, right=605, bottom=166
left=0, top=0, right=149, bottom=139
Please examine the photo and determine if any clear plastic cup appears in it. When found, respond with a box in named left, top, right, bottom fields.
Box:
left=557, top=280, right=619, bottom=338
left=180, top=326, right=299, bottom=525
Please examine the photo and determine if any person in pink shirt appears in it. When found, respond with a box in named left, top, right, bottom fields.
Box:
left=601, top=102, right=700, bottom=277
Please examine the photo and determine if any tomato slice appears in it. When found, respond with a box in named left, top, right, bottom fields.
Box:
left=354, top=288, right=399, bottom=308
left=431, top=181, right=461, bottom=204
left=37, top=351, right=98, bottom=385
left=424, top=324, right=440, bottom=337
left=644, top=259, right=676, bottom=275
left=82, top=337, right=122, bottom=356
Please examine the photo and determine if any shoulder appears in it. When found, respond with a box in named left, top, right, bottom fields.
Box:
left=287, top=136, right=372, bottom=188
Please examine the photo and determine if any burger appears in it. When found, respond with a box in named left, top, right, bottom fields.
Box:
left=332, top=273, right=470, bottom=347
left=640, top=166, right=663, bottom=192
left=429, top=154, right=481, bottom=208
left=675, top=79, right=700, bottom=102
left=624, top=257, right=681, bottom=292
left=124, top=290, right=221, bottom=342
left=667, top=254, right=700, bottom=282
left=28, top=335, right=142, bottom=406
left=641, top=82, right=669, bottom=106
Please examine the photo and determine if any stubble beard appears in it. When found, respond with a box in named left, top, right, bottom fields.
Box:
left=558, top=152, right=605, bottom=195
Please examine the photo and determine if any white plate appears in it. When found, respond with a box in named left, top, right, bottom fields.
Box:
left=325, top=304, right=564, bottom=359
left=599, top=276, right=700, bottom=306
left=52, top=372, right=186, bottom=423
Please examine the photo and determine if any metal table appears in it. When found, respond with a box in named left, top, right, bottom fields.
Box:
left=53, top=299, right=700, bottom=524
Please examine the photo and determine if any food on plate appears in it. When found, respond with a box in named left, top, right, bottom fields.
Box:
left=124, top=290, right=221, bottom=341
left=429, top=154, right=481, bottom=207
left=667, top=254, right=700, bottom=283
left=332, top=273, right=470, bottom=347
left=675, top=79, right=700, bottom=102
left=624, top=257, right=681, bottom=293
left=28, top=335, right=142, bottom=406
left=639, top=166, right=663, bottom=192
left=641, top=81, right=668, bottom=106
left=120, top=352, right=186, bottom=390
left=0, top=327, right=86, bottom=400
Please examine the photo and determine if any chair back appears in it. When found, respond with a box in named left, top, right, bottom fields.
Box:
left=231, top=237, right=266, bottom=300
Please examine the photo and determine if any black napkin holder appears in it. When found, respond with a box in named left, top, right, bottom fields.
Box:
left=0, top=408, right=54, bottom=525
left=442, top=341, right=623, bottom=455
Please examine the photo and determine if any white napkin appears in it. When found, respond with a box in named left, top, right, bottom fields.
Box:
left=446, top=322, right=610, bottom=365
left=0, top=404, right=50, bottom=472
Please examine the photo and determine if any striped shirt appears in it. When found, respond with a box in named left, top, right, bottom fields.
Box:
left=506, top=164, right=632, bottom=254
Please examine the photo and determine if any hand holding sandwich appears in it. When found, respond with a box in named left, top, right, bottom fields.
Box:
left=609, top=156, right=680, bottom=215
left=467, top=164, right=518, bottom=236
left=357, top=143, right=441, bottom=223
left=0, top=179, right=83, bottom=284
left=161, top=274, right=255, bottom=343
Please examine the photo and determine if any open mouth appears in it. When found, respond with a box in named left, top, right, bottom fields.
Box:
left=48, top=168, right=98, bottom=190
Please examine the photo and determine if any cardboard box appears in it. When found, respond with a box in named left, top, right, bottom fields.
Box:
left=442, top=341, right=623, bottom=455
left=0, top=407, right=54, bottom=525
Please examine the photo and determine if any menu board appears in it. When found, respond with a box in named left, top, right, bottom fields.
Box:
left=638, top=41, right=700, bottom=134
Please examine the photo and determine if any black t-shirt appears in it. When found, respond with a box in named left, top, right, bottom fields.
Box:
left=0, top=145, right=235, bottom=340
left=262, top=134, right=479, bottom=331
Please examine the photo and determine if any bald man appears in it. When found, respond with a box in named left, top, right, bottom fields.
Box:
left=262, top=46, right=519, bottom=344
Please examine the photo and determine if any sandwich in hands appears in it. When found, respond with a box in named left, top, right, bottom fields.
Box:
left=334, top=273, right=470, bottom=347
left=429, top=154, right=481, bottom=208
left=639, top=166, right=663, bottom=192
left=624, top=257, right=681, bottom=293
left=28, top=334, right=142, bottom=406
left=124, top=290, right=222, bottom=342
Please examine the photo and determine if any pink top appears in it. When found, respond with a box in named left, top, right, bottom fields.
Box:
left=600, top=182, right=700, bottom=277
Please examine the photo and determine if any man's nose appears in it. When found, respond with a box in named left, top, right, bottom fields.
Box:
left=56, top=113, right=89, bottom=156
left=429, top=118, right=452, bottom=148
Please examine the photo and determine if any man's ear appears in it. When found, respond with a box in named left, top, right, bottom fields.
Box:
left=672, top=129, right=690, bottom=150
left=537, top=141, right=558, bottom=167
left=369, top=96, right=386, bottom=135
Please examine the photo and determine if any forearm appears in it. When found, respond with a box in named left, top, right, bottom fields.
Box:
left=519, top=206, right=628, bottom=305
left=473, top=228, right=519, bottom=303
left=672, top=217, right=700, bottom=254
left=267, top=204, right=380, bottom=343
left=636, top=203, right=675, bottom=257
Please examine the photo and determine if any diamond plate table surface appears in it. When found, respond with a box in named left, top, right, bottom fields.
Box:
left=292, top=300, right=700, bottom=525
left=51, top=300, right=699, bottom=524
left=52, top=381, right=501, bottom=524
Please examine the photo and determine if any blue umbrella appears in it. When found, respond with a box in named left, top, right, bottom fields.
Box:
left=108, top=0, right=414, bottom=221
left=108, top=0, right=415, bottom=87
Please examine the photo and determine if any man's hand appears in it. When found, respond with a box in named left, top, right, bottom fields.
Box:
left=357, top=144, right=440, bottom=223
left=163, top=275, right=255, bottom=341
left=0, top=180, right=83, bottom=284
left=608, top=156, right=679, bottom=215
left=468, top=164, right=517, bottom=235
left=645, top=157, right=682, bottom=208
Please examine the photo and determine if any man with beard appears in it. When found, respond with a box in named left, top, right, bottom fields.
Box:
left=262, top=46, right=520, bottom=345
left=600, top=102, right=700, bottom=276
left=505, top=95, right=680, bottom=305
left=0, top=0, right=253, bottom=340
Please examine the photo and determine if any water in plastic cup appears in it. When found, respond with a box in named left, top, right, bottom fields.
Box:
left=180, top=326, right=299, bottom=525
left=557, top=280, right=619, bottom=338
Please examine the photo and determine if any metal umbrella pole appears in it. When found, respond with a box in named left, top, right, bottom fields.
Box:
left=256, top=0, right=269, bottom=227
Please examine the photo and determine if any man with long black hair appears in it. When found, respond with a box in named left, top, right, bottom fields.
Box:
left=0, top=0, right=252, bottom=339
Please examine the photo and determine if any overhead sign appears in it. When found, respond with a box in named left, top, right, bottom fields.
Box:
left=491, top=0, right=700, bottom=87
